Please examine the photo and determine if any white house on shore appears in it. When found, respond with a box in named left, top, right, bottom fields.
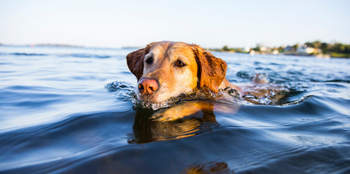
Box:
left=242, top=46, right=251, bottom=52
left=272, top=50, right=279, bottom=55
left=260, top=46, right=267, bottom=52
left=297, top=44, right=315, bottom=54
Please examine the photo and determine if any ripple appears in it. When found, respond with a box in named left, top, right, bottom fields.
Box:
left=0, top=52, right=48, bottom=56
left=236, top=71, right=252, bottom=79
left=2, top=47, right=350, bottom=173
left=59, top=53, right=112, bottom=59
left=105, top=81, right=135, bottom=101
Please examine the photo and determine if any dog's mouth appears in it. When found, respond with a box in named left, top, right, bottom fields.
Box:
left=136, top=91, right=164, bottom=102
left=132, top=97, right=178, bottom=111
left=134, top=92, right=182, bottom=110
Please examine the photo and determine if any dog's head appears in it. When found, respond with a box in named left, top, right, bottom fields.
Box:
left=126, top=41, right=227, bottom=102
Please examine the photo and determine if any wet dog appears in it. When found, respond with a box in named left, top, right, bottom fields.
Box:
left=126, top=41, right=242, bottom=103
left=126, top=41, right=285, bottom=120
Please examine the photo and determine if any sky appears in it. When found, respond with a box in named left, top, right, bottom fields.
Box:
left=0, top=0, right=349, bottom=48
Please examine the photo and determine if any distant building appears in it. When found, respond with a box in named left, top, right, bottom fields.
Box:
left=284, top=46, right=294, bottom=52
left=297, top=44, right=315, bottom=54
left=260, top=46, right=267, bottom=52
left=272, top=50, right=279, bottom=55
left=250, top=50, right=255, bottom=55
left=242, top=46, right=251, bottom=52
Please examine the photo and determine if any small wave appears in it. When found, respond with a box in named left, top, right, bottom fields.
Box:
left=0, top=52, right=47, bottom=56
left=236, top=71, right=252, bottom=79
left=105, top=81, right=135, bottom=101
left=132, top=87, right=243, bottom=110
left=325, top=79, right=350, bottom=83
left=106, top=81, right=303, bottom=110
left=0, top=52, right=115, bottom=59
left=105, top=81, right=242, bottom=110
left=242, top=84, right=290, bottom=105
left=60, top=53, right=112, bottom=59
left=280, top=95, right=314, bottom=106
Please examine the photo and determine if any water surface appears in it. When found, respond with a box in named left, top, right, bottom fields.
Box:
left=1, top=45, right=350, bottom=173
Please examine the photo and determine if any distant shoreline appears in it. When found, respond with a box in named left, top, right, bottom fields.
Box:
left=1, top=43, right=349, bottom=59
left=0, top=44, right=143, bottom=50
left=35, top=44, right=85, bottom=47
left=0, top=43, right=84, bottom=48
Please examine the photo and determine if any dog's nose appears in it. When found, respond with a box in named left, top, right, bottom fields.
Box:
left=138, top=79, right=158, bottom=95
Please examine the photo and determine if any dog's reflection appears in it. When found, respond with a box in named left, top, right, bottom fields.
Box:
left=181, top=160, right=234, bottom=174
left=129, top=100, right=239, bottom=144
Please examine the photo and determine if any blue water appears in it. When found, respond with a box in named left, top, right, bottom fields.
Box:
left=1, top=45, right=350, bottom=174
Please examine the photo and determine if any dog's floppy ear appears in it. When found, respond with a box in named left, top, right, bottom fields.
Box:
left=191, top=45, right=227, bottom=93
left=126, top=46, right=150, bottom=80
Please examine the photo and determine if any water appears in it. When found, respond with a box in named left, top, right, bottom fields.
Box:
left=1, top=45, right=350, bottom=174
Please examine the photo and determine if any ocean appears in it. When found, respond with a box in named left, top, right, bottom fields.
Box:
left=0, top=45, right=350, bottom=174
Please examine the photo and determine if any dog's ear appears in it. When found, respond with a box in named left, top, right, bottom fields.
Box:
left=126, top=46, right=150, bottom=80
left=191, top=45, right=227, bottom=93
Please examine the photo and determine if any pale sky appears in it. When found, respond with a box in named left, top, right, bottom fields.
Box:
left=0, top=0, right=349, bottom=48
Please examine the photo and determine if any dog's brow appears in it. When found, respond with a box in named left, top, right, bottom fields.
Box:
left=149, top=47, right=163, bottom=58
left=164, top=43, right=185, bottom=60
left=144, top=52, right=153, bottom=58
left=150, top=43, right=175, bottom=60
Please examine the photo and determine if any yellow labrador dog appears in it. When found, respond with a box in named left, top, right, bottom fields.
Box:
left=126, top=41, right=284, bottom=121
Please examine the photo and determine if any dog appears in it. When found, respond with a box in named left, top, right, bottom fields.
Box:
left=126, top=41, right=287, bottom=121
left=126, top=41, right=243, bottom=103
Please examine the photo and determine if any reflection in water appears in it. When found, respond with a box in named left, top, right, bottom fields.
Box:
left=181, top=161, right=234, bottom=174
left=129, top=101, right=240, bottom=144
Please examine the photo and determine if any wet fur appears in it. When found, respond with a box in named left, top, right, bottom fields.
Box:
left=126, top=41, right=241, bottom=103
left=126, top=41, right=287, bottom=120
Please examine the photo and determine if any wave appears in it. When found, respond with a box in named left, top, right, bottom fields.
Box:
left=0, top=52, right=117, bottom=59
left=106, top=81, right=297, bottom=110
left=0, top=52, right=47, bottom=56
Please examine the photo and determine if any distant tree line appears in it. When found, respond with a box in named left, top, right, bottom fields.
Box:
left=305, top=41, right=350, bottom=54
left=295, top=41, right=350, bottom=58
left=211, top=46, right=249, bottom=53
left=213, top=41, right=350, bottom=58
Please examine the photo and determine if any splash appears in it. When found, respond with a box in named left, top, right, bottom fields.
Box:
left=106, top=81, right=293, bottom=110
left=105, top=81, right=135, bottom=101
left=242, top=84, right=290, bottom=105
left=132, top=87, right=243, bottom=110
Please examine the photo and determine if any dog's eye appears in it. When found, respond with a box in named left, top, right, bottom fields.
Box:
left=145, top=57, right=153, bottom=64
left=176, top=60, right=186, bottom=67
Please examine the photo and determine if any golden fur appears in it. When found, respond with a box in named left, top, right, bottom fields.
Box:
left=126, top=41, right=241, bottom=103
